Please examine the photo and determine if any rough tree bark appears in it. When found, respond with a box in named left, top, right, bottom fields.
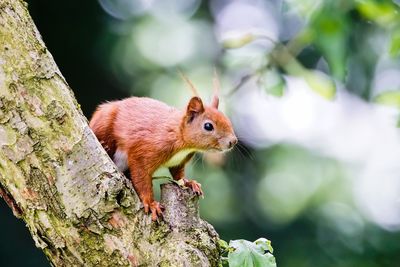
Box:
left=0, top=0, right=222, bottom=266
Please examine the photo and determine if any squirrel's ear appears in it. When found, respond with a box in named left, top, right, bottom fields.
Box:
left=186, top=96, right=204, bottom=121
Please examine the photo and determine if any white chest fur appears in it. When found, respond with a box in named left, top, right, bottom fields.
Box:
left=163, top=148, right=198, bottom=168
left=113, top=149, right=128, bottom=172
left=113, top=148, right=199, bottom=173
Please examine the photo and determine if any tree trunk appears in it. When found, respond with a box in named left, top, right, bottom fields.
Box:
left=0, top=1, right=222, bottom=266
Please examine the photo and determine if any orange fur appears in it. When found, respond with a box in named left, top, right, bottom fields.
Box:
left=89, top=96, right=237, bottom=221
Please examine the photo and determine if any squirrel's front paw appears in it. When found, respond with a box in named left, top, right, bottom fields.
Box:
left=183, top=178, right=203, bottom=196
left=143, top=200, right=164, bottom=221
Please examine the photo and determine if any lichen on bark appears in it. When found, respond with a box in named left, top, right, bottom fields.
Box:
left=0, top=0, right=223, bottom=266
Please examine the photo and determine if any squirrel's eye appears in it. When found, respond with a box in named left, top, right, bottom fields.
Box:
left=204, top=122, right=214, bottom=131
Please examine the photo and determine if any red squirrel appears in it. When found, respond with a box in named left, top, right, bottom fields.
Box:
left=89, top=78, right=237, bottom=221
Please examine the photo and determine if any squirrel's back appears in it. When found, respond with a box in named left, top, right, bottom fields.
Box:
left=90, top=97, right=182, bottom=158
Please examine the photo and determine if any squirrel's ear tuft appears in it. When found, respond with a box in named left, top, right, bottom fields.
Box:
left=212, top=68, right=220, bottom=109
left=211, top=95, right=219, bottom=109
left=186, top=96, right=204, bottom=121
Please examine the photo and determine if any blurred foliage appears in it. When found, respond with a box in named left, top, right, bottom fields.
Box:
left=374, top=90, right=400, bottom=108
left=1, top=0, right=400, bottom=267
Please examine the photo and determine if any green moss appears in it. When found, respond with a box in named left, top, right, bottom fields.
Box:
left=46, top=100, right=66, bottom=124
left=149, top=222, right=170, bottom=244
left=0, top=124, right=17, bottom=146
left=158, top=260, right=173, bottom=267
left=79, top=231, right=130, bottom=266
left=0, top=97, right=16, bottom=122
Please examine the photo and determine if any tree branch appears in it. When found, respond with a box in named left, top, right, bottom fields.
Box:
left=0, top=0, right=222, bottom=266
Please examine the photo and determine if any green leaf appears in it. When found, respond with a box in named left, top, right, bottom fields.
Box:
left=310, top=8, right=348, bottom=80
left=259, top=69, right=286, bottom=97
left=356, top=0, right=398, bottom=26
left=374, top=91, right=400, bottom=108
left=228, top=239, right=276, bottom=267
left=254, top=238, right=274, bottom=254
left=303, top=70, right=336, bottom=100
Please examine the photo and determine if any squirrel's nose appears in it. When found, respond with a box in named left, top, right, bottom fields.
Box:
left=228, top=137, right=238, bottom=148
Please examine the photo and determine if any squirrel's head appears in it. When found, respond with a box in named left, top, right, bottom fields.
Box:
left=181, top=96, right=237, bottom=151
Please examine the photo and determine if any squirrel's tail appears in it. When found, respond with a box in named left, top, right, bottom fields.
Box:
left=89, top=102, right=118, bottom=158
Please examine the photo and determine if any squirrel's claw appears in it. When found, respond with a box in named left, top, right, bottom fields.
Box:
left=143, top=201, right=164, bottom=221
left=183, top=179, right=203, bottom=196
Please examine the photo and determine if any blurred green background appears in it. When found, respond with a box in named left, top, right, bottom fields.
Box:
left=2, top=0, right=400, bottom=266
